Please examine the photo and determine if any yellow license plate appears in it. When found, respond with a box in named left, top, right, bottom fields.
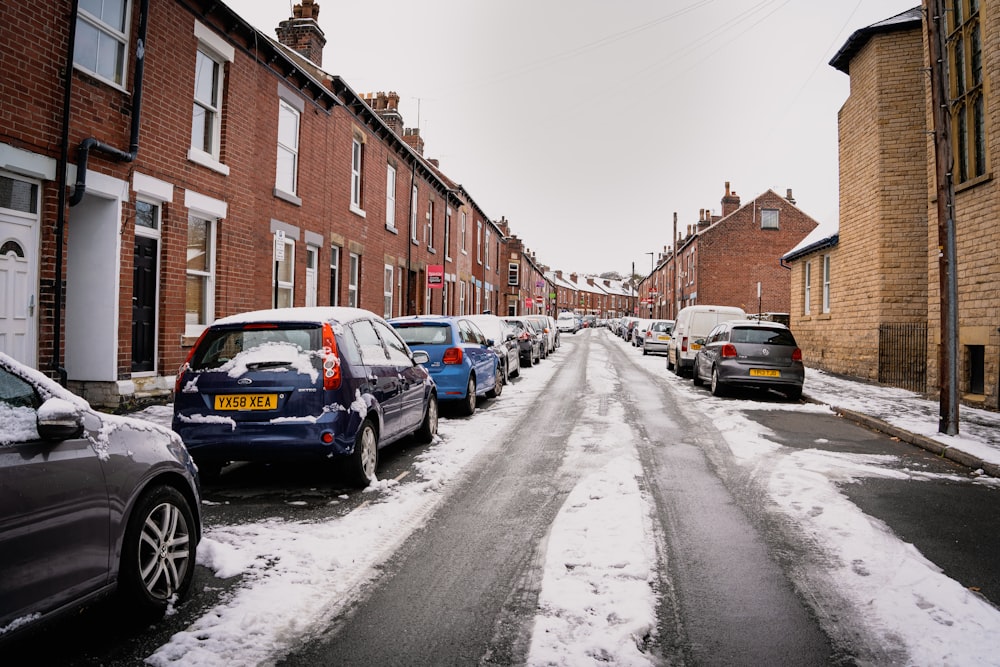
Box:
left=214, top=393, right=278, bottom=410
left=657, top=335, right=671, bottom=341
left=749, top=369, right=780, bottom=378
left=690, top=343, right=701, bottom=350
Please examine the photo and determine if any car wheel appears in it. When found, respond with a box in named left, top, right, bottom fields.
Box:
left=666, top=355, right=674, bottom=371
left=642, top=346, right=648, bottom=356
left=510, top=358, right=521, bottom=378
left=486, top=365, right=503, bottom=398
left=118, top=485, right=196, bottom=619
left=459, top=376, right=477, bottom=415
left=785, top=386, right=803, bottom=401
left=347, top=419, right=379, bottom=487
left=710, top=367, right=727, bottom=397
left=692, top=362, right=703, bottom=386
left=414, top=393, right=438, bottom=443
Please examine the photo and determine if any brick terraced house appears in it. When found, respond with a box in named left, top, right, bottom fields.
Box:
left=0, top=0, right=523, bottom=407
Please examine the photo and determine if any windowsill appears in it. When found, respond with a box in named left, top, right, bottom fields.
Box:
left=955, top=171, right=992, bottom=194
left=445, top=256, right=452, bottom=263
left=273, top=188, right=302, bottom=206
left=187, top=148, right=230, bottom=176
left=350, top=204, right=366, bottom=218
left=411, top=238, right=420, bottom=246
left=816, top=313, right=831, bottom=320
left=385, top=225, right=398, bottom=235
left=428, top=248, right=436, bottom=254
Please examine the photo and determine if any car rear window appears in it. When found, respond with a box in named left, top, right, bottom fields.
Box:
left=190, top=325, right=321, bottom=371
left=393, top=323, right=454, bottom=345
left=731, top=327, right=796, bottom=346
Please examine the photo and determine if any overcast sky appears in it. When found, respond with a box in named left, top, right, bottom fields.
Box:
left=225, top=0, right=921, bottom=277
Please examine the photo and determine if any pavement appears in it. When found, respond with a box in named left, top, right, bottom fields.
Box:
left=802, top=367, right=1000, bottom=478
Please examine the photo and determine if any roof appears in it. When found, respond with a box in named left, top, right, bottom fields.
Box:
left=781, top=218, right=839, bottom=262
left=829, top=7, right=923, bottom=74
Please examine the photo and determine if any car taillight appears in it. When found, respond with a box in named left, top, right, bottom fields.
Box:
left=174, top=329, right=208, bottom=395
left=645, top=330, right=652, bottom=338
left=792, top=347, right=802, bottom=361
left=442, top=347, right=464, bottom=365
left=721, top=343, right=738, bottom=358
left=680, top=336, right=688, bottom=352
left=322, top=323, right=342, bottom=390
left=519, top=331, right=531, bottom=341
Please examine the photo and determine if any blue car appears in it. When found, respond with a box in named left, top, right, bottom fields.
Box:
left=172, top=307, right=438, bottom=487
left=389, top=315, right=501, bottom=415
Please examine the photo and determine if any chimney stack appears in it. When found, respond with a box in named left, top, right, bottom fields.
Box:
left=276, top=0, right=327, bottom=66
left=786, top=188, right=796, bottom=205
left=721, top=181, right=740, bottom=217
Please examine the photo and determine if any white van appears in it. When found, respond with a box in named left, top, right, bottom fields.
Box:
left=667, top=305, right=747, bottom=376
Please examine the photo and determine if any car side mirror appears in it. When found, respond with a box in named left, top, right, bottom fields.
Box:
left=486, top=338, right=495, bottom=347
left=411, top=350, right=430, bottom=365
left=36, top=397, right=85, bottom=441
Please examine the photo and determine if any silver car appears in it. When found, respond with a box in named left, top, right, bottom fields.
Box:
left=642, top=319, right=674, bottom=356
left=0, top=352, right=201, bottom=639
left=691, top=320, right=804, bottom=399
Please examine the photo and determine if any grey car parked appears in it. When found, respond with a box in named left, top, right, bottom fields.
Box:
left=691, top=320, right=804, bottom=399
left=467, top=314, right=521, bottom=384
left=0, top=352, right=201, bottom=640
left=502, top=316, right=542, bottom=366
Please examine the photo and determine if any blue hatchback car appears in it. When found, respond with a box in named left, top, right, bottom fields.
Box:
left=389, top=316, right=501, bottom=415
left=172, top=307, right=438, bottom=487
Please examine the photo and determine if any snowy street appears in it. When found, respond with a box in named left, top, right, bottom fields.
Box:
left=9, top=327, right=1000, bottom=666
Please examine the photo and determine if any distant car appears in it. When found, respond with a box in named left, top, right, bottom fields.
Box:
left=391, top=315, right=501, bottom=416
left=668, top=305, right=748, bottom=377
left=503, top=316, right=542, bottom=366
left=525, top=315, right=557, bottom=356
left=521, top=315, right=550, bottom=358
left=0, top=352, right=201, bottom=639
left=467, top=313, right=520, bottom=384
left=172, top=307, right=437, bottom=487
left=631, top=319, right=653, bottom=347
left=691, top=319, right=804, bottom=399
left=642, top=319, right=674, bottom=356
left=556, top=311, right=580, bottom=334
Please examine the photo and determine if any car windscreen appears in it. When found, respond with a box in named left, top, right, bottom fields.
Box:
left=650, top=321, right=672, bottom=333
left=731, top=327, right=796, bottom=346
left=189, top=325, right=321, bottom=371
left=392, top=323, right=454, bottom=345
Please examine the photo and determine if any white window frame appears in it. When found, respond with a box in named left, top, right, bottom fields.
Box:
left=822, top=254, right=831, bottom=313
left=444, top=207, right=452, bottom=261
left=508, top=262, right=519, bottom=286
left=305, top=245, right=318, bottom=307
left=803, top=260, right=812, bottom=315
left=459, top=281, right=466, bottom=316
left=276, top=99, right=300, bottom=196
left=383, top=264, right=394, bottom=318
left=350, top=137, right=365, bottom=215
left=386, top=164, right=397, bottom=230
left=410, top=184, right=419, bottom=243
left=485, top=229, right=491, bottom=270
left=460, top=211, right=467, bottom=254
left=426, top=200, right=435, bottom=251
left=761, top=208, right=779, bottom=230
left=185, top=215, right=217, bottom=338
left=74, top=0, right=130, bottom=87
left=189, top=22, right=234, bottom=175
left=348, top=252, right=360, bottom=307
left=274, top=238, right=295, bottom=308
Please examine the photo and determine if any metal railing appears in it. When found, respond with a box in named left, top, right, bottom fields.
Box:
left=878, top=322, right=928, bottom=392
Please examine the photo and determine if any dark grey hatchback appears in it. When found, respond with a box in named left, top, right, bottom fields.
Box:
left=691, top=320, right=804, bottom=399
left=0, top=352, right=201, bottom=640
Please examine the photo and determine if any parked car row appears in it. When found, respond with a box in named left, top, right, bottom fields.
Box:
left=0, top=307, right=566, bottom=642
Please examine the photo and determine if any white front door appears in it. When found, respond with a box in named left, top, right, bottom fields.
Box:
left=0, top=175, right=39, bottom=368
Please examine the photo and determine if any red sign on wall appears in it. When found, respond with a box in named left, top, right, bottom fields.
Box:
left=427, top=265, right=444, bottom=289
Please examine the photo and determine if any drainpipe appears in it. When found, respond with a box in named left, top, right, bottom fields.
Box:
left=56, top=0, right=149, bottom=385
left=69, top=0, right=149, bottom=206
left=52, top=0, right=81, bottom=384
left=406, top=162, right=415, bottom=314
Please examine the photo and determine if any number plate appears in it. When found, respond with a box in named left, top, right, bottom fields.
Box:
left=749, top=369, right=780, bottom=378
left=214, top=394, right=278, bottom=410
left=657, top=335, right=671, bottom=341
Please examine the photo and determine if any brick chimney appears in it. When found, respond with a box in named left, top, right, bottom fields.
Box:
left=785, top=188, right=796, bottom=205
left=721, top=181, right=740, bottom=217
left=276, top=0, right=326, bottom=66
left=403, top=127, right=424, bottom=155
left=361, top=92, right=404, bottom=135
